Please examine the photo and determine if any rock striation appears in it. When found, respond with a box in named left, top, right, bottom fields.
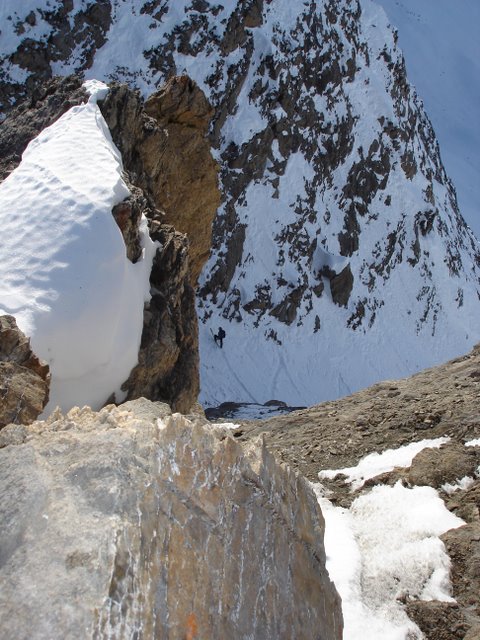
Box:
left=0, top=315, right=50, bottom=428
left=0, top=398, right=342, bottom=640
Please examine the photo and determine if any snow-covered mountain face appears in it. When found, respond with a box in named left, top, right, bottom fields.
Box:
left=1, top=0, right=479, bottom=408
left=375, top=0, right=480, bottom=238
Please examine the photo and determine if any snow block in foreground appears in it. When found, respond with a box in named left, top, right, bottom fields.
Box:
left=0, top=81, right=156, bottom=412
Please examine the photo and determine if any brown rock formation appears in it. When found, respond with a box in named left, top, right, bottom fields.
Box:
left=0, top=398, right=343, bottom=639
left=100, top=75, right=221, bottom=285
left=98, top=78, right=221, bottom=412
left=0, top=76, right=220, bottom=413
left=111, top=185, right=145, bottom=263
left=122, top=222, right=200, bottom=412
left=0, top=315, right=50, bottom=427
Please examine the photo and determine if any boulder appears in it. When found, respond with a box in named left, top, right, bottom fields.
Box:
left=408, top=443, right=480, bottom=488
left=0, top=398, right=343, bottom=639
left=0, top=315, right=50, bottom=427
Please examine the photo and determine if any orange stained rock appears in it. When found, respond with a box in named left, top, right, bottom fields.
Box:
left=185, top=612, right=198, bottom=640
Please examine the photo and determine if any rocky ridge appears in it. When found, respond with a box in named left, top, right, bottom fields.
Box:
left=0, top=398, right=342, bottom=640
left=237, top=344, right=480, bottom=639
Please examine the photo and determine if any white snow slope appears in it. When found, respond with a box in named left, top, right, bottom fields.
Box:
left=375, top=0, right=480, bottom=238
left=1, top=0, right=480, bottom=409
left=0, top=80, right=155, bottom=412
left=194, top=0, right=480, bottom=407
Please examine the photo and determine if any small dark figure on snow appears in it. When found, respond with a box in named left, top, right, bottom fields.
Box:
left=214, top=326, right=226, bottom=348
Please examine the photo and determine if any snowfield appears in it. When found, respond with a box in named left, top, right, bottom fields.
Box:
left=0, top=80, right=156, bottom=412
left=0, top=0, right=479, bottom=412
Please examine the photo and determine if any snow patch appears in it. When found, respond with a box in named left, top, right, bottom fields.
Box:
left=312, top=479, right=464, bottom=639
left=442, top=476, right=476, bottom=495
left=319, top=437, right=450, bottom=490
left=466, top=438, right=480, bottom=448
left=313, top=437, right=468, bottom=638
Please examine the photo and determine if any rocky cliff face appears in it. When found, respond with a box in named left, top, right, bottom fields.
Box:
left=100, top=75, right=221, bottom=286
left=0, top=315, right=50, bottom=427
left=0, top=0, right=479, bottom=408
left=98, top=76, right=221, bottom=411
left=0, top=398, right=343, bottom=639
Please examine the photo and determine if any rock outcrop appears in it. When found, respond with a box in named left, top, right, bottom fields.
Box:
left=100, top=75, right=221, bottom=285
left=0, top=398, right=343, bottom=640
left=0, top=315, right=50, bottom=427
left=122, top=222, right=200, bottom=412
left=0, top=75, right=88, bottom=181
left=98, top=77, right=220, bottom=411
left=0, top=75, right=220, bottom=413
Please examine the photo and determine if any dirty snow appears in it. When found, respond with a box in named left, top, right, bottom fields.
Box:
left=312, top=439, right=465, bottom=640
left=319, top=437, right=450, bottom=490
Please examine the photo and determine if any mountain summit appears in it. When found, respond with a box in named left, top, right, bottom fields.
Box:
left=1, top=0, right=479, bottom=408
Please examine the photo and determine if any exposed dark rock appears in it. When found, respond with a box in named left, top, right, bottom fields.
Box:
left=408, top=443, right=480, bottom=488
left=0, top=315, right=50, bottom=428
left=111, top=185, right=145, bottom=263
left=405, top=601, right=469, bottom=640
left=205, top=399, right=306, bottom=421
left=0, top=75, right=88, bottom=181
left=442, top=520, right=480, bottom=639
left=122, top=222, right=199, bottom=413
left=270, top=285, right=306, bottom=325
left=97, top=77, right=220, bottom=412
left=329, top=265, right=354, bottom=307
left=0, top=3, right=111, bottom=112
left=100, top=76, right=221, bottom=286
